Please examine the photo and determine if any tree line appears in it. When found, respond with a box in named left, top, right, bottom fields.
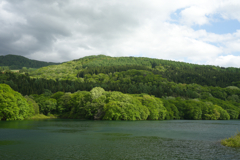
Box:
left=0, top=84, right=233, bottom=121
left=1, top=55, right=240, bottom=121
left=1, top=71, right=240, bottom=120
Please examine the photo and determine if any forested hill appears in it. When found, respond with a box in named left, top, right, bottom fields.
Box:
left=0, top=54, right=60, bottom=69
left=30, top=55, right=240, bottom=88
left=1, top=54, right=240, bottom=121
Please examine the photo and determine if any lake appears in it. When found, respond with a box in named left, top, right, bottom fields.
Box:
left=0, top=119, right=240, bottom=160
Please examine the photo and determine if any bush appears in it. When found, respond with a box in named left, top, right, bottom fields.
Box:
left=221, top=132, right=240, bottom=147
left=0, top=84, right=34, bottom=121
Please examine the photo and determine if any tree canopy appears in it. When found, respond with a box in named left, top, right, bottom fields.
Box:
left=0, top=84, right=37, bottom=120
left=1, top=55, right=240, bottom=121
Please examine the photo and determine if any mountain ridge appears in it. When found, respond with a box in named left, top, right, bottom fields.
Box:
left=0, top=54, right=60, bottom=69
left=28, top=54, right=240, bottom=88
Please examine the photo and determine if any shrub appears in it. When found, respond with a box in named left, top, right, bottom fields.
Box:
left=221, top=132, right=240, bottom=147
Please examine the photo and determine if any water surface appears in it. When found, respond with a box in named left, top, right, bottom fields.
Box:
left=0, top=120, right=240, bottom=160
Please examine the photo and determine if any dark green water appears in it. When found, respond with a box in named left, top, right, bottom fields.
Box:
left=0, top=120, right=240, bottom=160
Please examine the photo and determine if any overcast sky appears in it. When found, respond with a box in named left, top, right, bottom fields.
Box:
left=0, top=0, right=240, bottom=67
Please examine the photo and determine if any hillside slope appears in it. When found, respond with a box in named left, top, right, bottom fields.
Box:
left=30, top=55, right=240, bottom=88
left=1, top=55, right=240, bottom=120
left=0, top=54, right=60, bottom=69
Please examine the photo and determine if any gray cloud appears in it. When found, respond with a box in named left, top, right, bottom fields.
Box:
left=0, top=0, right=141, bottom=61
left=0, top=1, right=70, bottom=56
left=0, top=0, right=240, bottom=66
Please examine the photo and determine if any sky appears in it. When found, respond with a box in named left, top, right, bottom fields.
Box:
left=0, top=0, right=240, bottom=67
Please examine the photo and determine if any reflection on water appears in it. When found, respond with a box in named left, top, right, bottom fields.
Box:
left=0, top=120, right=240, bottom=160
left=0, top=140, right=21, bottom=146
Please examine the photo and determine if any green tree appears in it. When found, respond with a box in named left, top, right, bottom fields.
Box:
left=0, top=84, right=34, bottom=121
left=137, top=95, right=167, bottom=120
left=90, top=87, right=105, bottom=100
left=25, top=96, right=39, bottom=115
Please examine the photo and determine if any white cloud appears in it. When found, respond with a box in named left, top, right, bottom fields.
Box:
left=207, top=55, right=240, bottom=68
left=217, top=0, right=240, bottom=21
left=0, top=0, right=239, bottom=67
left=179, top=6, right=211, bottom=26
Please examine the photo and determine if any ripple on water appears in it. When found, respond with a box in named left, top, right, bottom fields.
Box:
left=0, top=120, right=240, bottom=160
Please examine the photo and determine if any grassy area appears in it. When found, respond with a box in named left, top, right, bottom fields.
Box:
left=221, top=132, right=240, bottom=147
left=26, top=114, right=57, bottom=120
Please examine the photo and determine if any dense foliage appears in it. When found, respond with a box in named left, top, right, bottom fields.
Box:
left=1, top=55, right=240, bottom=121
left=221, top=132, right=240, bottom=147
left=0, top=54, right=60, bottom=70
left=29, top=55, right=240, bottom=87
left=0, top=84, right=38, bottom=121
left=20, top=87, right=230, bottom=121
